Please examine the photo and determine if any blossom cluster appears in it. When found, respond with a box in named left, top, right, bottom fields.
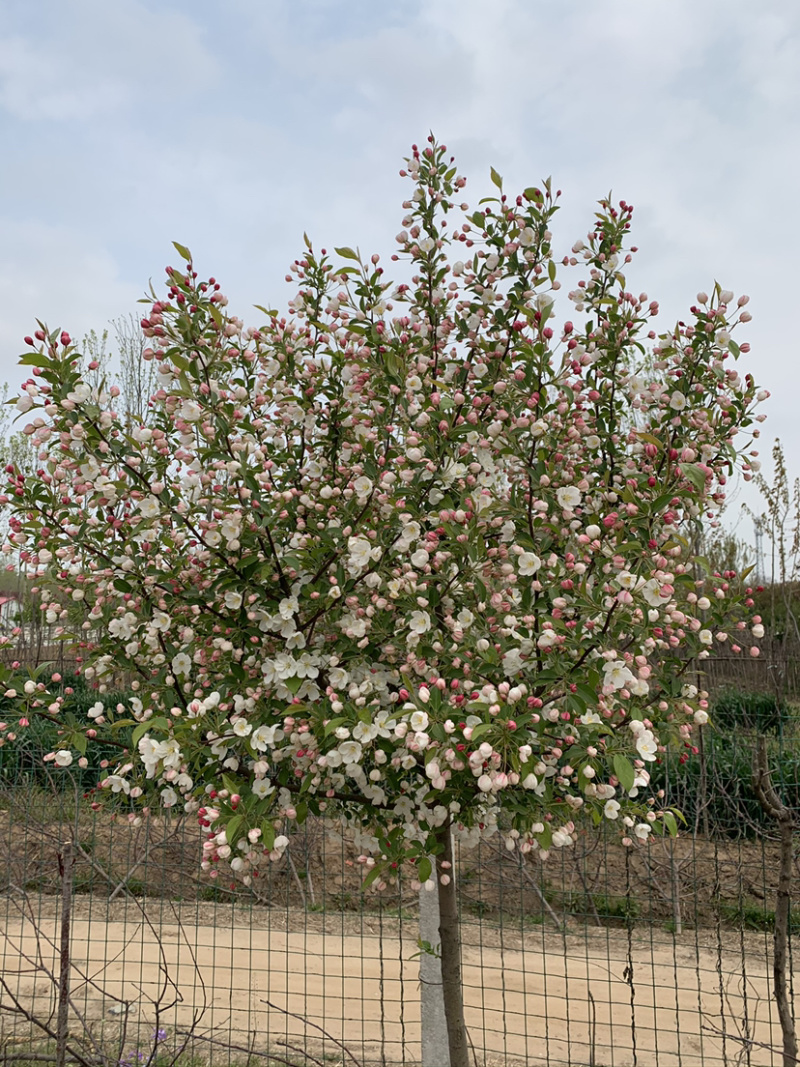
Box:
left=0, top=137, right=764, bottom=887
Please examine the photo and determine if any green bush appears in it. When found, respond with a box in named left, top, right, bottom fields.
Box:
left=591, top=893, right=640, bottom=922
left=652, top=696, right=800, bottom=838
left=0, top=673, right=133, bottom=792
left=710, top=688, right=784, bottom=734
left=717, top=899, right=800, bottom=933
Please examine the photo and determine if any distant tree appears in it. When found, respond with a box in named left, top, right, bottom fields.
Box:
left=79, top=316, right=157, bottom=426
left=700, top=526, right=753, bottom=582
left=114, top=313, right=158, bottom=426
left=735, top=440, right=800, bottom=652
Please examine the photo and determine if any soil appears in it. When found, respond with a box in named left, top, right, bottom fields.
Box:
left=0, top=897, right=793, bottom=1067
left=0, top=802, right=789, bottom=933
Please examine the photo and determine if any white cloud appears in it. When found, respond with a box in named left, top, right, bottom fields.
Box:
left=0, top=219, right=139, bottom=381
left=0, top=0, right=218, bottom=122
left=0, top=0, right=797, bottom=536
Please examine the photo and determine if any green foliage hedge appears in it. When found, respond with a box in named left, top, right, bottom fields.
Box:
left=0, top=674, right=132, bottom=792
left=710, top=688, right=784, bottom=733
left=652, top=690, right=799, bottom=838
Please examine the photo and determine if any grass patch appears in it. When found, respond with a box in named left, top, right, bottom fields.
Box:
left=717, top=899, right=800, bottom=932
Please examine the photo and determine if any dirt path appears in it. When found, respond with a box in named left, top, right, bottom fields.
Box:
left=0, top=900, right=791, bottom=1066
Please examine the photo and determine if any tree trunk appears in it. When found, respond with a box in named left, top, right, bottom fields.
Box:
left=435, top=818, right=470, bottom=1067
left=754, top=737, right=797, bottom=1067
left=775, top=815, right=797, bottom=1067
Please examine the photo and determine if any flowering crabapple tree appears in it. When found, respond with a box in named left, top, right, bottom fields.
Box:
left=1, top=136, right=766, bottom=1066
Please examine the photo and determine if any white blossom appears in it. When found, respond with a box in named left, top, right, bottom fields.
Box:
left=137, top=497, right=161, bottom=519
left=408, top=610, right=432, bottom=635
left=556, top=486, right=581, bottom=510
left=604, top=661, right=635, bottom=691
left=517, top=551, right=541, bottom=575
left=635, top=730, right=658, bottom=762
left=172, top=652, right=192, bottom=676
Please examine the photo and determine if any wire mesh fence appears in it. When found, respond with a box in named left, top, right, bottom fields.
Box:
left=0, top=693, right=799, bottom=1066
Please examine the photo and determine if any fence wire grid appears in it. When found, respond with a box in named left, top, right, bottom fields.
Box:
left=1, top=689, right=799, bottom=1067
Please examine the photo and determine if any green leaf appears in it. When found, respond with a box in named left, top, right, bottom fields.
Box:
left=652, top=491, right=676, bottom=514
left=613, top=754, right=636, bottom=794
left=679, top=463, right=707, bottom=493
left=574, top=683, right=598, bottom=706
left=469, top=723, right=492, bottom=743
left=362, top=864, right=382, bottom=890
left=335, top=246, right=361, bottom=262
left=566, top=694, right=586, bottom=717
left=131, top=721, right=150, bottom=746
left=490, top=166, right=503, bottom=190
left=384, top=351, right=401, bottom=377
left=131, top=716, right=170, bottom=747
left=225, top=814, right=244, bottom=847
left=410, top=938, right=441, bottom=960
left=172, top=241, right=192, bottom=263
left=663, top=811, right=678, bottom=838
left=418, top=857, right=432, bottom=884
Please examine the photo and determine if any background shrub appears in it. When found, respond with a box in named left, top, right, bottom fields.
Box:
left=710, top=688, right=784, bottom=734
left=0, top=674, right=132, bottom=792
left=651, top=689, right=800, bottom=838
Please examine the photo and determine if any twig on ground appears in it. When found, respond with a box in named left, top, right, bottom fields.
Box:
left=261, top=1000, right=363, bottom=1067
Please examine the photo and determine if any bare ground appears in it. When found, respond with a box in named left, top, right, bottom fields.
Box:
left=0, top=897, right=794, bottom=1067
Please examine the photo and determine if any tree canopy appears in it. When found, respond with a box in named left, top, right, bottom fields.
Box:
left=0, top=136, right=764, bottom=889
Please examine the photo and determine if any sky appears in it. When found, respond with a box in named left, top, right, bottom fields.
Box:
left=1, top=0, right=798, bottom=551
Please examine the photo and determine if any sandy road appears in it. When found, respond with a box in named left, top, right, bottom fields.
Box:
left=0, top=900, right=792, bottom=1066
